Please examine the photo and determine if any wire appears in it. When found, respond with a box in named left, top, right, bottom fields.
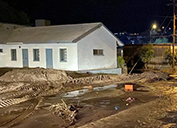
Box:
left=159, top=19, right=173, bottom=38
left=159, top=15, right=170, bottom=29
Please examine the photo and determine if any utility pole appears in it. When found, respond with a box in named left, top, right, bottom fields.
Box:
left=172, top=0, right=176, bottom=68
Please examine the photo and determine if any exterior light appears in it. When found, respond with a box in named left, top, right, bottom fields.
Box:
left=152, top=24, right=157, bottom=29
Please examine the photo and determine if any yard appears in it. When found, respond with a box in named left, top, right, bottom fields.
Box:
left=0, top=68, right=177, bottom=128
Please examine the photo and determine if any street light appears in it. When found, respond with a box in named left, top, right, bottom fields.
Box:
left=150, top=23, right=157, bottom=43
left=152, top=24, right=157, bottom=29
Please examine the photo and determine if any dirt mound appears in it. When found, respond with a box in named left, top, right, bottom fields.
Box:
left=0, top=68, right=72, bottom=82
left=140, top=71, right=169, bottom=82
left=110, top=71, right=169, bottom=83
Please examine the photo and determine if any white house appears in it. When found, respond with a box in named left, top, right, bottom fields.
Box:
left=0, top=22, right=123, bottom=71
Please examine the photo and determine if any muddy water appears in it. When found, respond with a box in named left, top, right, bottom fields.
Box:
left=46, top=84, right=118, bottom=100
left=0, top=84, right=157, bottom=128
left=0, top=99, right=38, bottom=127
left=43, top=84, right=157, bottom=127
left=45, top=84, right=152, bottom=108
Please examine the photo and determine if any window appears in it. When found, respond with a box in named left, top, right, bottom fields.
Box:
left=60, top=49, right=67, bottom=62
left=11, top=49, right=17, bottom=61
left=33, top=49, right=40, bottom=61
left=0, top=49, right=3, bottom=53
left=93, top=49, right=104, bottom=55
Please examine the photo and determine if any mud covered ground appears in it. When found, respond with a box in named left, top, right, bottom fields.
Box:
left=0, top=68, right=177, bottom=128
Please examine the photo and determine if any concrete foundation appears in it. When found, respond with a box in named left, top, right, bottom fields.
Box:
left=78, top=68, right=122, bottom=75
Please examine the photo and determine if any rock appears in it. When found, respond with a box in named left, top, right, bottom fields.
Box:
left=142, top=122, right=146, bottom=125
left=138, top=78, right=147, bottom=83
left=136, top=87, right=149, bottom=91
left=83, top=85, right=93, bottom=90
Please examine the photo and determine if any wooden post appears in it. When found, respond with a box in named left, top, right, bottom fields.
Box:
left=172, top=0, right=176, bottom=68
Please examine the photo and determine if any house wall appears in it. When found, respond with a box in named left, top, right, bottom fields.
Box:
left=0, top=43, right=78, bottom=71
left=77, top=26, right=117, bottom=70
left=0, top=45, right=23, bottom=68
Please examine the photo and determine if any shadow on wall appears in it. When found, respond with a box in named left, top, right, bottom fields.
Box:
left=127, top=55, right=144, bottom=73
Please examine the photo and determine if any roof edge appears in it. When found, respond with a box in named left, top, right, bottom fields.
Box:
left=101, top=24, right=124, bottom=47
left=72, top=23, right=102, bottom=43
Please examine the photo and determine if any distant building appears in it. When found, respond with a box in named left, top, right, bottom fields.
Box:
left=114, top=32, right=148, bottom=44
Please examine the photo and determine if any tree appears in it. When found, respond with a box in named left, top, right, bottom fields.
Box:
left=139, top=44, right=155, bottom=69
left=0, top=0, right=30, bottom=25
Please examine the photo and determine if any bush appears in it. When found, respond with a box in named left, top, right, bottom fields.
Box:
left=164, top=48, right=177, bottom=67
left=139, top=44, right=155, bottom=69
left=117, top=56, right=125, bottom=68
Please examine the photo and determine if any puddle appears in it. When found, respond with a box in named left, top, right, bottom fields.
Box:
left=99, top=99, right=111, bottom=108
left=44, top=84, right=119, bottom=105
left=43, top=83, right=153, bottom=111
left=45, top=83, right=149, bottom=103
left=93, top=84, right=117, bottom=91
left=61, top=89, right=91, bottom=98
left=62, top=84, right=118, bottom=98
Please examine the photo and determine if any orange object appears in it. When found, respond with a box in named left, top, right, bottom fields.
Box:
left=125, top=84, right=133, bottom=92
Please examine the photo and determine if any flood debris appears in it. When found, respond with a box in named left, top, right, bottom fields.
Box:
left=49, top=99, right=78, bottom=124
left=115, top=107, right=118, bottom=110
left=138, top=71, right=169, bottom=83
left=82, top=85, right=93, bottom=90
left=126, top=97, right=135, bottom=103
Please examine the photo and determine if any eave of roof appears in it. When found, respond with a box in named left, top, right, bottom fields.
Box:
left=5, top=22, right=103, bottom=44
left=0, top=22, right=124, bottom=47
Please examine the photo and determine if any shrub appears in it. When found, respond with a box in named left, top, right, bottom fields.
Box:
left=164, top=48, right=177, bottom=67
left=139, top=44, right=155, bottom=69
left=117, top=56, right=125, bottom=68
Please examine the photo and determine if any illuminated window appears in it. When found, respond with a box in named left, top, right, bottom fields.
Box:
left=60, top=48, right=67, bottom=62
left=33, top=49, right=40, bottom=61
left=11, top=49, right=17, bottom=61
left=0, top=49, right=3, bottom=53
left=93, top=49, right=104, bottom=55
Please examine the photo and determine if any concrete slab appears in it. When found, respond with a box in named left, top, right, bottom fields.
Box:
left=78, top=68, right=122, bottom=75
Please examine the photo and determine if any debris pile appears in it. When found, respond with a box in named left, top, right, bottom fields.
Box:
left=49, top=99, right=77, bottom=124
left=140, top=71, right=169, bottom=82
left=0, top=68, right=72, bottom=82
left=64, top=75, right=111, bottom=86
left=110, top=71, right=169, bottom=84
left=126, top=97, right=135, bottom=103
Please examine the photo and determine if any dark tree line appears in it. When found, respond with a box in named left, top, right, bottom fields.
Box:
left=0, top=0, right=30, bottom=25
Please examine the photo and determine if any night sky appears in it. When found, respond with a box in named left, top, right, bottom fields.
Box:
left=2, top=0, right=172, bottom=33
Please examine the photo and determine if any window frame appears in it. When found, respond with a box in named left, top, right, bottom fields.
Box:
left=33, top=49, right=40, bottom=61
left=60, top=48, right=67, bottom=62
left=11, top=49, right=17, bottom=61
left=93, top=49, right=104, bottom=56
